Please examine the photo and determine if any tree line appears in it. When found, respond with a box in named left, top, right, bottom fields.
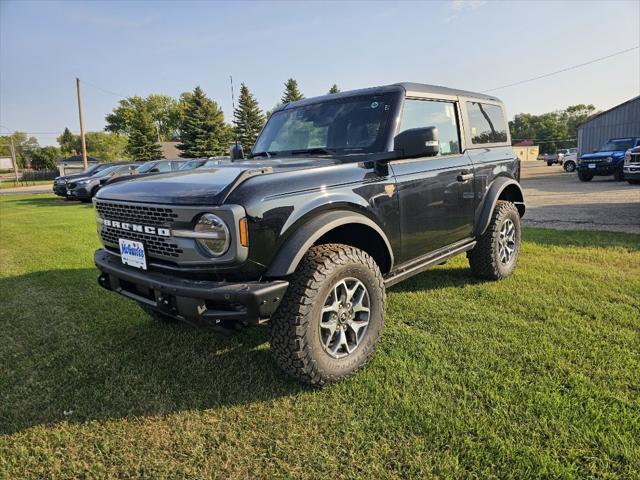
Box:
left=1, top=80, right=597, bottom=170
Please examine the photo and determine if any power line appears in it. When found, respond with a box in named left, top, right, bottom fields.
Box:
left=484, top=46, right=639, bottom=93
left=81, top=79, right=129, bottom=99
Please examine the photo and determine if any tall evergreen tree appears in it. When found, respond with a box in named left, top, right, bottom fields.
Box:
left=57, top=127, right=79, bottom=155
left=281, top=78, right=304, bottom=104
left=328, top=84, right=340, bottom=94
left=233, top=83, right=264, bottom=151
left=125, top=99, right=163, bottom=161
left=178, top=86, right=231, bottom=158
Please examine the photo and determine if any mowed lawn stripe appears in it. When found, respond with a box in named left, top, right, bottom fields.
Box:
left=1, top=194, right=639, bottom=479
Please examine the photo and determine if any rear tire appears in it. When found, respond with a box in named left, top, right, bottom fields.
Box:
left=547, top=161, right=553, bottom=166
left=578, top=170, right=593, bottom=182
left=269, top=244, right=385, bottom=386
left=468, top=201, right=521, bottom=280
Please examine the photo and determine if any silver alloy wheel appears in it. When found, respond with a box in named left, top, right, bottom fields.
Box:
left=498, top=219, right=516, bottom=265
left=319, top=277, right=371, bottom=359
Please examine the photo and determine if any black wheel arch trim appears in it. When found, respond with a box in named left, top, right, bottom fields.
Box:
left=475, top=177, right=525, bottom=236
left=264, top=210, right=394, bottom=278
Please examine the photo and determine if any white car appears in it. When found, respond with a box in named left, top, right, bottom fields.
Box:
left=561, top=148, right=578, bottom=172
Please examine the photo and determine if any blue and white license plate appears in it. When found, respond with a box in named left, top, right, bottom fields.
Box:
left=119, top=238, right=147, bottom=270
left=588, top=163, right=596, bottom=169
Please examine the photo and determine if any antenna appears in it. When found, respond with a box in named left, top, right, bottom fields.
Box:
left=229, top=75, right=243, bottom=161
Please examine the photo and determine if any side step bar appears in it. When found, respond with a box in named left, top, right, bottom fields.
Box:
left=384, top=241, right=476, bottom=288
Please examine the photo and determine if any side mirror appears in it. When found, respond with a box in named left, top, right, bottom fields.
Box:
left=230, top=143, right=244, bottom=161
left=394, top=126, right=439, bottom=158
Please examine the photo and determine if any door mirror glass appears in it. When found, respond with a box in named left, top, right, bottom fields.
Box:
left=230, top=143, right=244, bottom=161
left=394, top=126, right=439, bottom=158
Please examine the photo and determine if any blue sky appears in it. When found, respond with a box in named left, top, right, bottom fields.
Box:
left=1, top=0, right=639, bottom=146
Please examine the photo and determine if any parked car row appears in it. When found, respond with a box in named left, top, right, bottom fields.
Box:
left=543, top=137, right=640, bottom=184
left=52, top=158, right=211, bottom=202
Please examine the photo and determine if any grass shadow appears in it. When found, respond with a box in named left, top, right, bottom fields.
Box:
left=389, top=265, right=486, bottom=294
left=0, top=268, right=305, bottom=434
left=2, top=196, right=94, bottom=208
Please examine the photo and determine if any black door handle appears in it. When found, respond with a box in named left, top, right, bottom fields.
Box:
left=457, top=172, right=473, bottom=182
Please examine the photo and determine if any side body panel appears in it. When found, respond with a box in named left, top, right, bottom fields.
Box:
left=226, top=161, right=401, bottom=275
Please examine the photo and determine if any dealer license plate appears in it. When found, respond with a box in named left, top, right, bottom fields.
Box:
left=588, top=163, right=596, bottom=169
left=119, top=238, right=147, bottom=270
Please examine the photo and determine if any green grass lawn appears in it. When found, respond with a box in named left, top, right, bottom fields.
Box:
left=0, top=179, right=52, bottom=189
left=1, top=194, right=639, bottom=479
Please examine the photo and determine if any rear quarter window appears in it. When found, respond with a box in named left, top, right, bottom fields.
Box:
left=466, top=102, right=508, bottom=145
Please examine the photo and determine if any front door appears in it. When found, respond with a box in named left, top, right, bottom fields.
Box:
left=390, top=98, right=475, bottom=264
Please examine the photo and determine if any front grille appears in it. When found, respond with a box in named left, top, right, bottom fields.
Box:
left=95, top=201, right=178, bottom=226
left=96, top=200, right=183, bottom=260
left=101, top=227, right=183, bottom=258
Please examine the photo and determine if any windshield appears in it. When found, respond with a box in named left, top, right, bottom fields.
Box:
left=598, top=139, right=634, bottom=152
left=93, top=165, right=121, bottom=178
left=178, top=160, right=203, bottom=170
left=82, top=164, right=100, bottom=175
left=253, top=93, right=398, bottom=157
left=136, top=162, right=158, bottom=173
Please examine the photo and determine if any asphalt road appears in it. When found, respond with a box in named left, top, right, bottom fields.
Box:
left=521, top=161, right=640, bottom=234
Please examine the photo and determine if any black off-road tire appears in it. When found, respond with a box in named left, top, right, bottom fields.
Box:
left=613, top=164, right=625, bottom=181
left=578, top=170, right=593, bottom=182
left=467, top=200, right=521, bottom=280
left=546, top=161, right=553, bottom=166
left=269, top=243, right=385, bottom=387
left=627, top=179, right=640, bottom=185
left=139, top=303, right=177, bottom=323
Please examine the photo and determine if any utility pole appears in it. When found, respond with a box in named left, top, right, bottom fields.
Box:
left=8, top=135, right=19, bottom=183
left=76, top=77, right=88, bottom=168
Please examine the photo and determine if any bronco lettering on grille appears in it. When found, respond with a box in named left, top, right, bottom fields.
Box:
left=103, top=218, right=170, bottom=237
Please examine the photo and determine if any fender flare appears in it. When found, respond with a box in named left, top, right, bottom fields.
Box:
left=264, top=210, right=394, bottom=278
left=475, top=177, right=525, bottom=236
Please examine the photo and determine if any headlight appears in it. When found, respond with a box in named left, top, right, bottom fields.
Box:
left=606, top=156, right=613, bottom=162
left=194, top=213, right=230, bottom=257
left=624, top=151, right=631, bottom=164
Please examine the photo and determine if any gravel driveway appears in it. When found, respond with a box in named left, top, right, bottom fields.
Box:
left=521, top=162, right=640, bottom=234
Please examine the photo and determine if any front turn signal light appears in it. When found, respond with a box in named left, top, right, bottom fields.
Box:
left=239, top=217, right=249, bottom=247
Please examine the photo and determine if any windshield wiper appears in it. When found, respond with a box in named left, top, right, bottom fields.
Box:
left=290, top=147, right=335, bottom=156
left=251, top=151, right=277, bottom=159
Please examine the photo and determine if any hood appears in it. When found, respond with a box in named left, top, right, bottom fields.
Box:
left=96, top=157, right=337, bottom=205
left=68, top=176, right=92, bottom=184
left=580, top=150, right=625, bottom=160
left=55, top=172, right=87, bottom=182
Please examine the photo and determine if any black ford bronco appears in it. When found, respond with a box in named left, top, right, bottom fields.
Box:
left=94, top=83, right=525, bottom=385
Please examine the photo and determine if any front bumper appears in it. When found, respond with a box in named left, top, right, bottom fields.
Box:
left=53, top=184, right=67, bottom=196
left=577, top=162, right=618, bottom=176
left=623, top=165, right=640, bottom=180
left=94, top=249, right=288, bottom=325
left=67, top=186, right=91, bottom=199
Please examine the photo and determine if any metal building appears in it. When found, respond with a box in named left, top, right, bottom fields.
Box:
left=577, top=96, right=640, bottom=155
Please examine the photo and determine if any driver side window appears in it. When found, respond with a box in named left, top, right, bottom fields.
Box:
left=399, top=99, right=461, bottom=155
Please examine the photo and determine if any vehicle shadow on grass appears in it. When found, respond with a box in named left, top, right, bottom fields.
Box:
left=3, top=195, right=94, bottom=209
left=388, top=265, right=486, bottom=294
left=0, top=269, right=305, bottom=435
